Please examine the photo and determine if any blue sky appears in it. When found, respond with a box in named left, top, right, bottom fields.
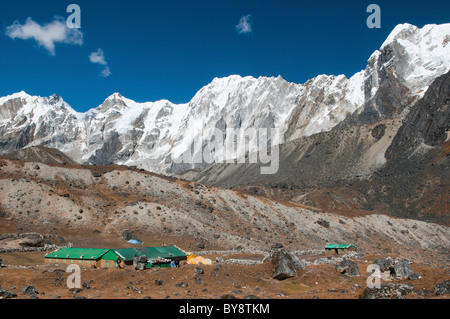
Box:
left=0, top=0, right=449, bottom=112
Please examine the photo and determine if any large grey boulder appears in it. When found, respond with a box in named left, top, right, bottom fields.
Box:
left=133, top=255, right=148, bottom=271
left=373, top=257, right=394, bottom=273
left=359, top=283, right=415, bottom=299
left=0, top=286, right=17, bottom=299
left=335, top=260, right=360, bottom=277
left=270, top=247, right=306, bottom=281
left=373, top=257, right=420, bottom=280
left=393, top=258, right=417, bottom=280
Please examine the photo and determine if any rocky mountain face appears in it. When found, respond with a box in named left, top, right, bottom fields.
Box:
left=177, top=24, right=450, bottom=227
left=185, top=70, right=450, bottom=225
left=286, top=23, right=450, bottom=138
left=0, top=77, right=303, bottom=173
left=3, top=146, right=77, bottom=166
left=340, top=24, right=450, bottom=126
left=0, top=93, right=84, bottom=157
left=386, top=70, right=450, bottom=159
left=1, top=23, right=449, bottom=176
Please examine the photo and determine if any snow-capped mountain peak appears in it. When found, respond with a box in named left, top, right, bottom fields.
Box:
left=1, top=23, right=449, bottom=174
left=379, top=23, right=450, bottom=95
left=0, top=91, right=31, bottom=106
left=98, top=92, right=129, bottom=110
left=381, top=23, right=418, bottom=48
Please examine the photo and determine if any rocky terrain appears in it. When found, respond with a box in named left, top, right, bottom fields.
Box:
left=0, top=155, right=449, bottom=265
left=0, top=248, right=448, bottom=300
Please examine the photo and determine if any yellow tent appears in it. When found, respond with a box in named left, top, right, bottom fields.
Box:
left=201, top=259, right=212, bottom=265
left=187, top=253, right=212, bottom=265
left=196, top=256, right=212, bottom=265
left=187, top=254, right=199, bottom=265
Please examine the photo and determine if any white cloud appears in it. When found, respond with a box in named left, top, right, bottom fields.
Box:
left=5, top=17, right=83, bottom=55
left=89, top=49, right=111, bottom=77
left=236, top=15, right=252, bottom=34
left=89, top=49, right=107, bottom=65
left=100, top=66, right=112, bottom=78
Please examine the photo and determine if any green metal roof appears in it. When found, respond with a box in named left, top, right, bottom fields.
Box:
left=115, top=246, right=187, bottom=261
left=45, top=248, right=111, bottom=260
left=45, top=246, right=187, bottom=261
left=101, top=250, right=122, bottom=261
left=325, top=244, right=357, bottom=249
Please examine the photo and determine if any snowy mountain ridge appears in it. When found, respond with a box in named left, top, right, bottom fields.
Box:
left=0, top=23, right=449, bottom=174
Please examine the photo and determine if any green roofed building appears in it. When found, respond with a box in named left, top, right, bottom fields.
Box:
left=45, top=246, right=187, bottom=269
left=325, top=244, right=357, bottom=254
left=45, top=248, right=122, bottom=268
left=101, top=250, right=123, bottom=268
left=115, top=246, right=187, bottom=268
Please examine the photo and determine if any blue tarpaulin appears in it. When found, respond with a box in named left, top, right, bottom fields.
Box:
left=128, top=239, right=142, bottom=245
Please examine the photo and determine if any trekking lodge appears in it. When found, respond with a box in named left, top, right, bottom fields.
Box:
left=44, top=246, right=188, bottom=269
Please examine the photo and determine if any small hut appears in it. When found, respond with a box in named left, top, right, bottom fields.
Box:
left=325, top=244, right=357, bottom=255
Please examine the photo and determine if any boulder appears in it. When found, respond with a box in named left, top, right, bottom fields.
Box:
left=82, top=281, right=92, bottom=290
left=122, top=230, right=141, bottom=242
left=18, top=233, right=45, bottom=248
left=373, top=257, right=394, bottom=272
left=0, top=286, right=17, bottom=299
left=193, top=273, right=202, bottom=285
left=393, top=258, right=417, bottom=280
left=21, top=286, right=39, bottom=295
left=18, top=238, right=44, bottom=247
left=408, top=273, right=421, bottom=280
left=195, top=242, right=205, bottom=249
left=359, top=283, right=414, bottom=299
left=315, top=219, right=330, bottom=228
left=270, top=248, right=306, bottom=281
left=434, top=280, right=450, bottom=295
left=194, top=267, right=204, bottom=275
left=176, top=282, right=189, bottom=288
left=133, top=255, right=148, bottom=271
left=373, top=257, right=419, bottom=280
left=335, top=260, right=360, bottom=277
